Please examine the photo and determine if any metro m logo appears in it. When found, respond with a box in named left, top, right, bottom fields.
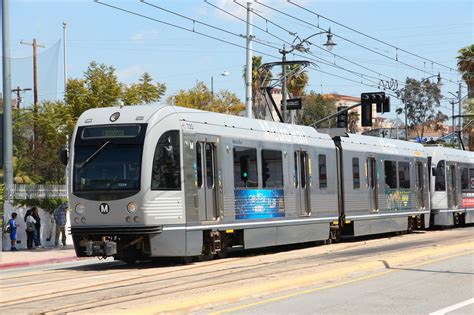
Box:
left=99, top=203, right=110, bottom=214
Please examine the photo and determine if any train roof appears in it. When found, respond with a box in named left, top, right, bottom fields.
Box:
left=338, top=133, right=427, bottom=157
left=424, top=146, right=474, bottom=164
left=75, top=104, right=335, bottom=147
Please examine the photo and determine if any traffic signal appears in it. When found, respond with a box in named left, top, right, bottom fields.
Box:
left=336, top=106, right=348, bottom=129
left=361, top=92, right=388, bottom=127
left=376, top=96, right=391, bottom=113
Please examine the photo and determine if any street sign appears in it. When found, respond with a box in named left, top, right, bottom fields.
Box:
left=283, top=98, right=302, bottom=110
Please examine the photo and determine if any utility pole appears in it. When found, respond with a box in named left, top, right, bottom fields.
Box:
left=3, top=0, right=14, bottom=201
left=63, top=21, right=68, bottom=104
left=458, top=82, right=462, bottom=138
left=281, top=49, right=287, bottom=124
left=11, top=86, right=32, bottom=111
left=451, top=99, right=456, bottom=144
left=245, top=2, right=253, bottom=119
left=21, top=37, right=45, bottom=176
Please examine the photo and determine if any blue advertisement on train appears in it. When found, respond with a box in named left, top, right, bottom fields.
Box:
left=235, top=189, right=285, bottom=219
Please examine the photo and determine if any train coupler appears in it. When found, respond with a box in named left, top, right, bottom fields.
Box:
left=85, top=240, right=117, bottom=257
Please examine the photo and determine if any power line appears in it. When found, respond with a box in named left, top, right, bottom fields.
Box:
left=254, top=0, right=457, bottom=84
left=287, top=0, right=456, bottom=72
left=94, top=0, right=278, bottom=60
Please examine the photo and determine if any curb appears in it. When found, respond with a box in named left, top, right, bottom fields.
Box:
left=0, top=255, right=91, bottom=270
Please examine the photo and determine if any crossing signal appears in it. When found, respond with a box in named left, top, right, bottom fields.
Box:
left=240, top=156, right=249, bottom=181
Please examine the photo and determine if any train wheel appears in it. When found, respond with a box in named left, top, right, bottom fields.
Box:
left=215, top=235, right=228, bottom=259
left=454, top=213, right=460, bottom=226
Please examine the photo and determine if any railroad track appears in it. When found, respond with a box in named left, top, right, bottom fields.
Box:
left=1, top=228, right=471, bottom=314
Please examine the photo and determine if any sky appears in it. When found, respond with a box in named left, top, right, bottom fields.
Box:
left=1, top=0, right=473, bottom=119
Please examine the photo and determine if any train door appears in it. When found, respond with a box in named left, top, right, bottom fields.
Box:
left=367, top=157, right=378, bottom=212
left=294, top=151, right=310, bottom=215
left=196, top=139, right=218, bottom=221
left=416, top=161, right=426, bottom=209
left=447, top=164, right=458, bottom=208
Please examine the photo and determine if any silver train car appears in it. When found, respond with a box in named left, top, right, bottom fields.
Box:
left=426, top=146, right=474, bottom=226
left=66, top=104, right=468, bottom=262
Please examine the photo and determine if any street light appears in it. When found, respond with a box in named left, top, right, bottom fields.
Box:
left=211, top=71, right=230, bottom=97
left=423, top=72, right=443, bottom=89
left=280, top=28, right=337, bottom=123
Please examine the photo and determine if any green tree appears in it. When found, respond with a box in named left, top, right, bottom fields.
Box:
left=66, top=62, right=122, bottom=120
left=12, top=109, right=34, bottom=183
left=122, top=72, right=166, bottom=105
left=397, top=77, right=446, bottom=139
left=169, top=81, right=245, bottom=115
left=457, top=44, right=474, bottom=98
left=300, top=92, right=337, bottom=127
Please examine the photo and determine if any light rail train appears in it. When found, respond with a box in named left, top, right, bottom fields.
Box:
left=65, top=105, right=474, bottom=262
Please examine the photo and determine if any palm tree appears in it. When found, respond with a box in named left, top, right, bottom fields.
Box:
left=286, top=64, right=309, bottom=123
left=457, top=45, right=474, bottom=98
left=244, top=56, right=272, bottom=119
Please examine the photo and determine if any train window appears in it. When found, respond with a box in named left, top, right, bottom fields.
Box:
left=384, top=161, right=397, bottom=189
left=398, top=161, right=411, bottom=189
left=151, top=130, right=181, bottom=190
left=294, top=152, right=299, bottom=188
left=470, top=168, right=474, bottom=189
left=435, top=160, right=446, bottom=191
left=196, top=142, right=203, bottom=188
left=461, top=167, right=469, bottom=190
left=262, top=150, right=283, bottom=188
left=205, top=143, right=214, bottom=189
left=318, top=154, right=327, bottom=189
left=234, top=147, right=258, bottom=188
left=352, top=158, right=360, bottom=189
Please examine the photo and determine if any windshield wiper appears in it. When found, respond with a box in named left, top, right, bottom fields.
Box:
left=77, top=140, right=111, bottom=169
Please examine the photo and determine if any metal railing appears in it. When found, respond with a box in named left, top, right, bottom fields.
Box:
left=8, top=184, right=67, bottom=200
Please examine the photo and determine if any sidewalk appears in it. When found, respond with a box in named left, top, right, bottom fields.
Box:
left=0, top=245, right=91, bottom=270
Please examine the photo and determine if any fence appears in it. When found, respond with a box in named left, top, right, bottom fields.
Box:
left=8, top=184, right=67, bottom=200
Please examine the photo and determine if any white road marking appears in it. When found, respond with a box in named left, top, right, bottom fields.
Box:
left=430, top=298, right=474, bottom=315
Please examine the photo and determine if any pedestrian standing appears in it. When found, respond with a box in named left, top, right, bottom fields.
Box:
left=54, top=203, right=68, bottom=246
left=8, top=212, right=18, bottom=251
left=32, top=207, right=42, bottom=247
left=24, top=209, right=37, bottom=249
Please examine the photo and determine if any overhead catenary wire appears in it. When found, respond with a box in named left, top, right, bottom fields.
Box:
left=287, top=0, right=456, bottom=72
left=95, top=0, right=457, bottom=117
left=254, top=0, right=457, bottom=84
left=98, top=0, right=398, bottom=92
left=219, top=0, right=403, bottom=85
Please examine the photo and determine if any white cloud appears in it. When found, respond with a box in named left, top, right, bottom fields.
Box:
left=131, top=29, right=160, bottom=44
left=117, top=65, right=144, bottom=82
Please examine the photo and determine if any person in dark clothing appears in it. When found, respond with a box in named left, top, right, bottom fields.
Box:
left=24, top=209, right=36, bottom=249
left=32, top=207, right=42, bottom=247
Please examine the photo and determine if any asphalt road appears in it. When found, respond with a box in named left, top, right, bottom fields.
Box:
left=209, top=252, right=474, bottom=315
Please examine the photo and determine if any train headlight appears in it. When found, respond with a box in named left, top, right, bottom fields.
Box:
left=133, top=216, right=140, bottom=223
left=74, top=217, right=80, bottom=224
left=127, top=202, right=138, bottom=214
left=75, top=204, right=85, bottom=215
left=126, top=216, right=132, bottom=223
left=81, top=217, right=87, bottom=224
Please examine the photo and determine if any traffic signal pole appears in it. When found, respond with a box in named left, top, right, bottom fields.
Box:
left=311, top=103, right=361, bottom=128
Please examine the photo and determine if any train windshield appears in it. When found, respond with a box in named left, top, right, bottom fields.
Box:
left=73, top=124, right=147, bottom=200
